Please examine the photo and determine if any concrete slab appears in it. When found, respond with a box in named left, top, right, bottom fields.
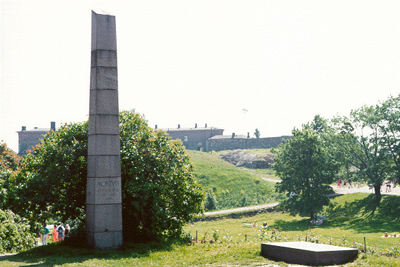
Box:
left=261, top=241, right=358, bottom=266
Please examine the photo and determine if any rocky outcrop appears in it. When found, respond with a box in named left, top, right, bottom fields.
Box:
left=219, top=149, right=276, bottom=169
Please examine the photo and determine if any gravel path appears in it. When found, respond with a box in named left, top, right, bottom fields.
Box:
left=204, top=202, right=279, bottom=216
left=262, top=178, right=400, bottom=196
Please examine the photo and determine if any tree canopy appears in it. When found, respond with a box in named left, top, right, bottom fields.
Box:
left=376, top=95, right=400, bottom=186
left=10, top=110, right=204, bottom=242
left=275, top=125, right=339, bottom=219
left=0, top=142, right=23, bottom=210
left=331, top=106, right=390, bottom=202
left=0, top=142, right=22, bottom=172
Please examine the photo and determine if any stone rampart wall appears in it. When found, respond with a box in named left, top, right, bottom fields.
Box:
left=206, top=136, right=291, bottom=152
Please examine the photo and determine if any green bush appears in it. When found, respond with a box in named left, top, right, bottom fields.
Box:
left=0, top=209, right=36, bottom=253
left=120, top=111, right=204, bottom=241
left=11, top=110, right=204, bottom=243
left=204, top=192, right=218, bottom=211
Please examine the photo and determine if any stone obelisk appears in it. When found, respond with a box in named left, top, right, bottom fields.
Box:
left=86, top=11, right=123, bottom=249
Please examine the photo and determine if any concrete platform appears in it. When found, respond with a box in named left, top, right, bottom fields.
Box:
left=261, top=241, right=358, bottom=266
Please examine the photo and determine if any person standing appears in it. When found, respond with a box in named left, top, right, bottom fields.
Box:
left=52, top=224, right=59, bottom=242
left=57, top=223, right=65, bottom=241
left=41, top=225, right=49, bottom=245
left=65, top=224, right=70, bottom=238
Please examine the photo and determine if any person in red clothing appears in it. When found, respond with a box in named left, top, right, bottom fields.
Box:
left=52, top=224, right=59, bottom=242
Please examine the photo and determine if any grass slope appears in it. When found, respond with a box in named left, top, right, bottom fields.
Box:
left=187, top=150, right=284, bottom=210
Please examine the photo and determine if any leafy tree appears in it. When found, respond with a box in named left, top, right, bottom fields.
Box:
left=254, top=128, right=260, bottom=139
left=11, top=110, right=204, bottom=242
left=275, top=127, right=339, bottom=219
left=331, top=105, right=391, bottom=202
left=0, top=142, right=22, bottom=171
left=119, top=111, right=204, bottom=241
left=0, top=142, right=23, bottom=210
left=10, top=122, right=88, bottom=225
left=376, top=95, right=400, bottom=186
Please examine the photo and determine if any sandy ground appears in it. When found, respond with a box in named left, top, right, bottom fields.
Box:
left=334, top=184, right=400, bottom=196
left=263, top=178, right=400, bottom=196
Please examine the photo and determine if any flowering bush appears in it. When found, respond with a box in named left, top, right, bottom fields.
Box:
left=0, top=209, right=36, bottom=253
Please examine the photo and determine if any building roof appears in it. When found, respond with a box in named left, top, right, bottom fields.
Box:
left=157, top=127, right=223, bottom=132
left=17, top=128, right=50, bottom=133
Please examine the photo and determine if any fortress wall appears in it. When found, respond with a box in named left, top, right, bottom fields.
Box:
left=206, top=136, right=290, bottom=152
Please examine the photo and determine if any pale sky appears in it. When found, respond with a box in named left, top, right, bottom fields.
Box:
left=1, top=0, right=400, bottom=152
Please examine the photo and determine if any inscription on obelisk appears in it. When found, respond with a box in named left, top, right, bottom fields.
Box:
left=86, top=10, right=123, bottom=249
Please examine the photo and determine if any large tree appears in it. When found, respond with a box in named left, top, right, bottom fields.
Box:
left=331, top=105, right=391, bottom=202
left=376, top=95, right=400, bottom=186
left=11, top=110, right=204, bottom=242
left=275, top=125, right=339, bottom=219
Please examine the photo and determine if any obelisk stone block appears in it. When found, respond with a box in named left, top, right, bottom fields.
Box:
left=88, top=115, right=120, bottom=135
left=88, top=135, right=120, bottom=156
left=89, top=90, right=119, bottom=114
left=87, top=10, right=123, bottom=250
left=87, top=155, right=121, bottom=178
left=90, top=67, right=118, bottom=90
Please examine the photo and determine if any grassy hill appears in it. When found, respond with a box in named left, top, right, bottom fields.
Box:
left=186, top=150, right=285, bottom=210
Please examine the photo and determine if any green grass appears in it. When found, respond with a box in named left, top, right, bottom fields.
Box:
left=187, top=150, right=284, bottom=210
left=184, top=193, right=400, bottom=266
left=242, top=167, right=280, bottom=181
left=2, top=193, right=399, bottom=266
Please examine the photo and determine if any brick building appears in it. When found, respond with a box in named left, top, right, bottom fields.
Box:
left=158, top=124, right=290, bottom=152
left=17, top=122, right=56, bottom=156
left=157, top=123, right=224, bottom=151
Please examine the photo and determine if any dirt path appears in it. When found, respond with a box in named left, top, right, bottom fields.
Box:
left=204, top=202, right=279, bottom=216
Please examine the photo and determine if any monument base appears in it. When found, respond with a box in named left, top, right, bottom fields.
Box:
left=87, top=231, right=123, bottom=250
left=261, top=242, right=358, bottom=266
